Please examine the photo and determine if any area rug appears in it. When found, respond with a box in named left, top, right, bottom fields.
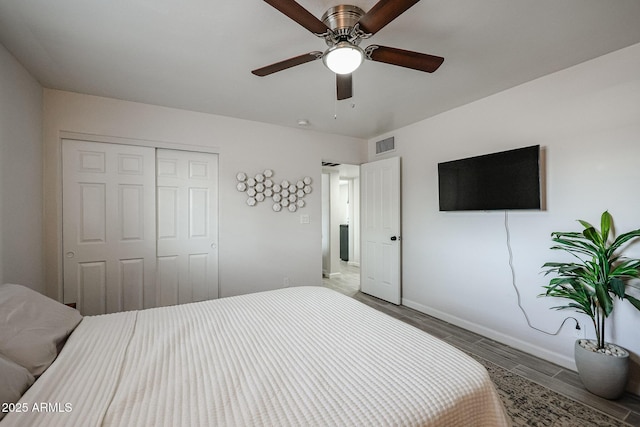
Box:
left=473, top=356, right=630, bottom=426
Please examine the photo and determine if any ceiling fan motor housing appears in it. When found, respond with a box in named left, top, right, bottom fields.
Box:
left=253, top=0, right=445, bottom=99
left=321, top=5, right=366, bottom=46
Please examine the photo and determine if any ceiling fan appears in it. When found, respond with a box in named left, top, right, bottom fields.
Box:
left=251, top=0, right=444, bottom=100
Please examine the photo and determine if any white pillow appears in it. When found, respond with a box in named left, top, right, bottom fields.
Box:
left=0, top=354, right=34, bottom=420
left=0, top=284, right=82, bottom=377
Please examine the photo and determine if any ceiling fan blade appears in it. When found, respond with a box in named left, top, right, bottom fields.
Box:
left=252, top=52, right=322, bottom=76
left=337, top=73, right=353, bottom=100
left=366, top=45, right=444, bottom=73
left=263, top=0, right=330, bottom=35
left=358, top=0, right=421, bottom=35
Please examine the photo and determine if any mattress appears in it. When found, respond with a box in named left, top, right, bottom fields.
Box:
left=2, top=286, right=509, bottom=426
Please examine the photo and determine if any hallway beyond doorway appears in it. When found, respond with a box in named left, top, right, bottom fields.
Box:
left=322, top=261, right=359, bottom=297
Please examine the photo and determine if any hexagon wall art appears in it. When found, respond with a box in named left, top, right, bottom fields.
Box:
left=236, top=169, right=312, bottom=212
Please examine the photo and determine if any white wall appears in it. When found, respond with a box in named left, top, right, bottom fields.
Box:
left=328, top=172, right=342, bottom=275
left=369, top=43, right=640, bottom=393
left=43, top=90, right=366, bottom=301
left=0, top=43, right=43, bottom=292
left=321, top=173, right=330, bottom=276
left=347, top=177, right=360, bottom=266
left=338, top=181, right=349, bottom=225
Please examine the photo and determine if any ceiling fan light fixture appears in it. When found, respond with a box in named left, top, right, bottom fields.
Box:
left=323, top=42, right=364, bottom=75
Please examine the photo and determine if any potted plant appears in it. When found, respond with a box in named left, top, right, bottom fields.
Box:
left=541, top=211, right=640, bottom=399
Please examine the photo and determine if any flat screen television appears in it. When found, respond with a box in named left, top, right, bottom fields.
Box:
left=438, top=145, right=542, bottom=211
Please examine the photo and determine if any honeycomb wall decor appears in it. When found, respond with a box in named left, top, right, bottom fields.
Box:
left=236, top=169, right=312, bottom=212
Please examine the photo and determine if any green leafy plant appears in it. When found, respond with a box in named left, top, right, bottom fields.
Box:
left=541, top=211, right=640, bottom=349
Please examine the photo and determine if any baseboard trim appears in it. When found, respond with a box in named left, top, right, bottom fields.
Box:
left=401, top=297, right=576, bottom=370
left=322, top=271, right=341, bottom=279
left=402, top=297, right=640, bottom=395
left=402, top=298, right=640, bottom=396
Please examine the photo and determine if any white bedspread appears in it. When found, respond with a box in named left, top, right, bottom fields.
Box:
left=3, top=287, right=509, bottom=426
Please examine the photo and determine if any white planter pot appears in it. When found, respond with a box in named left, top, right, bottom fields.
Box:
left=574, top=339, right=629, bottom=400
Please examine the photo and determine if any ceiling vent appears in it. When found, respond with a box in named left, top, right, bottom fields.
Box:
left=375, top=137, right=395, bottom=154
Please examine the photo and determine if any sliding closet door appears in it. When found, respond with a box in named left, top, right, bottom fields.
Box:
left=62, top=140, right=157, bottom=315
left=156, top=149, right=219, bottom=306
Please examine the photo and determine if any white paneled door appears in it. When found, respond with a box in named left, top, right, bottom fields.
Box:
left=360, top=157, right=401, bottom=304
left=63, top=141, right=219, bottom=315
left=63, top=140, right=157, bottom=315
left=156, top=149, right=219, bottom=306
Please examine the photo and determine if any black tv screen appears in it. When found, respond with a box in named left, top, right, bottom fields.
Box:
left=438, top=145, right=541, bottom=211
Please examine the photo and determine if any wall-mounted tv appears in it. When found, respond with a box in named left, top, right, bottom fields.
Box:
left=438, top=145, right=542, bottom=211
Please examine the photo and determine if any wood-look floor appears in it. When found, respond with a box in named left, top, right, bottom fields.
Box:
left=323, top=261, right=640, bottom=426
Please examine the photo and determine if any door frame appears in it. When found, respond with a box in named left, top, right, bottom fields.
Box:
left=52, top=131, right=220, bottom=302
left=321, top=163, right=361, bottom=281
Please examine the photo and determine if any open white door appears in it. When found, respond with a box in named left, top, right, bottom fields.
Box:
left=360, top=156, right=401, bottom=304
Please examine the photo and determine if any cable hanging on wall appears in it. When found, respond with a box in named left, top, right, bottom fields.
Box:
left=504, top=210, right=580, bottom=336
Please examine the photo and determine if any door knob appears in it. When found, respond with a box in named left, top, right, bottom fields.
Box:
left=65, top=251, right=75, bottom=258
left=390, top=236, right=400, bottom=241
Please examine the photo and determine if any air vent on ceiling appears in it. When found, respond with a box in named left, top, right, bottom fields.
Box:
left=375, top=137, right=395, bottom=154
left=322, top=162, right=341, bottom=167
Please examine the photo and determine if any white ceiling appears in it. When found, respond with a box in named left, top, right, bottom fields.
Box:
left=1, top=0, right=639, bottom=139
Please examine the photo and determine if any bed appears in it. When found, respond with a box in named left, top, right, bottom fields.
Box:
left=1, top=285, right=509, bottom=426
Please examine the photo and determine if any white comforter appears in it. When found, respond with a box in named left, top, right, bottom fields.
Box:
left=3, top=287, right=509, bottom=426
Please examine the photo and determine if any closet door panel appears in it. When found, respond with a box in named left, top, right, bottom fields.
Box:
left=188, top=253, right=208, bottom=303
left=157, top=256, right=179, bottom=307
left=77, top=261, right=106, bottom=316
left=63, top=140, right=157, bottom=314
left=157, top=150, right=219, bottom=304
left=63, top=141, right=218, bottom=314
left=119, top=184, right=145, bottom=241
left=120, top=258, right=145, bottom=311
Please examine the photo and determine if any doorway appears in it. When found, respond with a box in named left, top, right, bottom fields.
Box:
left=321, top=162, right=360, bottom=296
